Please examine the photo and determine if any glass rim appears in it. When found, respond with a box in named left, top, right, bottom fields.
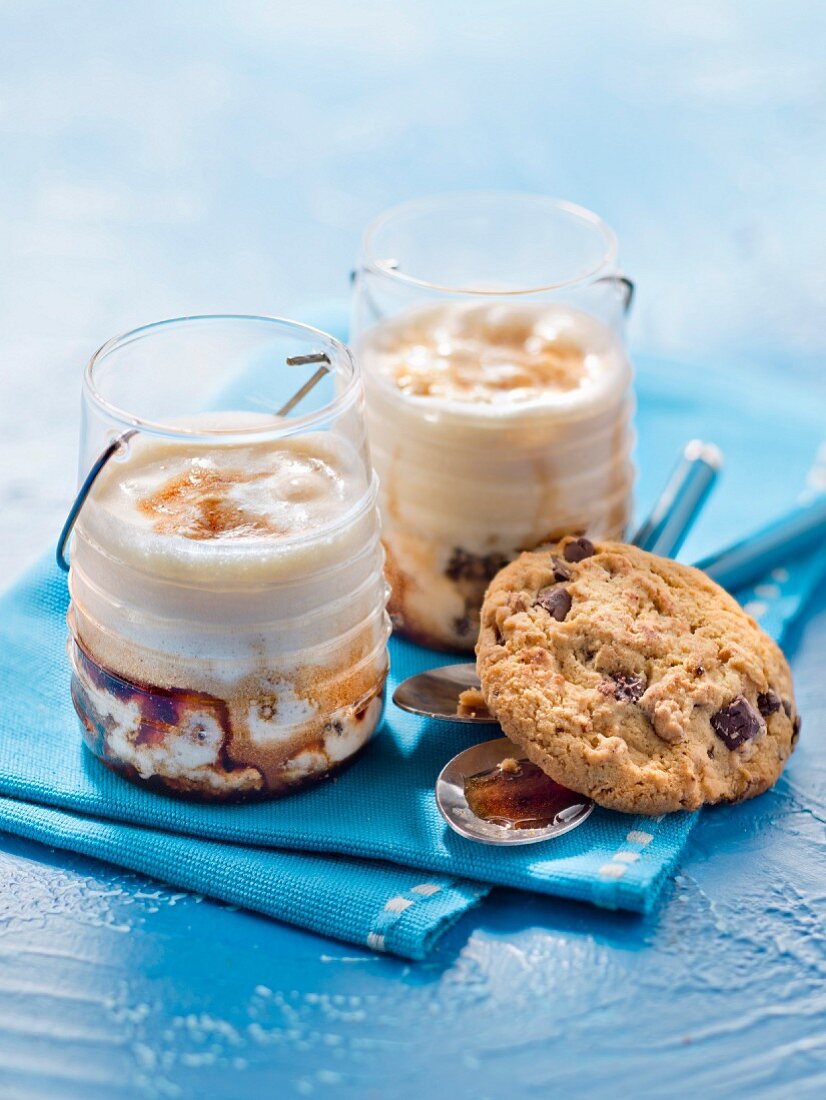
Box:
left=83, top=313, right=360, bottom=439
left=360, top=191, right=619, bottom=296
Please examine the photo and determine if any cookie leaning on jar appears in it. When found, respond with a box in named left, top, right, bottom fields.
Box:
left=475, top=537, right=800, bottom=815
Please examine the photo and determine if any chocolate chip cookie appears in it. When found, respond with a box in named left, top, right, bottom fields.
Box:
left=476, top=538, right=799, bottom=814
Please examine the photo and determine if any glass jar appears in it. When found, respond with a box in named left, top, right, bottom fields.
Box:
left=352, top=193, right=635, bottom=651
left=65, top=315, right=390, bottom=800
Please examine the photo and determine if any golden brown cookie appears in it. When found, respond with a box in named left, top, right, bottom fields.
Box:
left=476, top=538, right=800, bottom=814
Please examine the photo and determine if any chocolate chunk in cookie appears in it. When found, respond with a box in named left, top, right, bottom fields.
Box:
left=563, top=537, right=595, bottom=563
left=550, top=556, right=571, bottom=582
left=711, top=696, right=765, bottom=750
left=757, top=690, right=782, bottom=717
left=792, top=713, right=802, bottom=745
left=534, top=586, right=572, bottom=622
left=601, top=673, right=647, bottom=704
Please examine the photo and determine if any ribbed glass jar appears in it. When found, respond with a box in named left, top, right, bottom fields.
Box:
left=67, top=315, right=390, bottom=800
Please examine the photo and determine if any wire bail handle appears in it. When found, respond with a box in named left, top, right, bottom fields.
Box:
left=55, top=351, right=331, bottom=574
left=602, top=274, right=635, bottom=314
left=56, top=430, right=136, bottom=573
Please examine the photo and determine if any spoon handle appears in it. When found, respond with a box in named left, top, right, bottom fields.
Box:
left=632, top=440, right=723, bottom=557
left=694, top=495, right=826, bottom=592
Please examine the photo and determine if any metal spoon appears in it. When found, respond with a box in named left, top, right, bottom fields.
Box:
left=696, top=494, right=826, bottom=592
left=436, top=738, right=593, bottom=845
left=419, top=440, right=722, bottom=845
left=393, top=661, right=495, bottom=724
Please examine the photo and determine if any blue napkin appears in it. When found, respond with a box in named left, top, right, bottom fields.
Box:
left=0, top=313, right=823, bottom=959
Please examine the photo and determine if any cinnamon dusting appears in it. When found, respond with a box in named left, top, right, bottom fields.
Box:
left=138, top=466, right=281, bottom=540
left=393, top=334, right=586, bottom=402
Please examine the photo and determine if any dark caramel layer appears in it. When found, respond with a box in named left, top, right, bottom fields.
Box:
left=70, top=639, right=385, bottom=802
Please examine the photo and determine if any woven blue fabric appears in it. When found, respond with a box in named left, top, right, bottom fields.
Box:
left=0, top=312, right=822, bottom=959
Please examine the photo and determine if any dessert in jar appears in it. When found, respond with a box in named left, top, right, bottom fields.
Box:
left=65, top=316, right=390, bottom=801
left=352, top=193, right=635, bottom=651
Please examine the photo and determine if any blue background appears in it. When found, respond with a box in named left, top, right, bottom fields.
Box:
left=0, top=2, right=825, bottom=1097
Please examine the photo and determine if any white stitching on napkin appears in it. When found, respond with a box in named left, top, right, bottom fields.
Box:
left=743, top=600, right=768, bottom=619
left=626, top=830, right=653, bottom=846
left=754, top=584, right=780, bottom=599
left=364, top=881, right=449, bottom=954
left=599, top=863, right=627, bottom=880
left=599, top=822, right=661, bottom=881
left=384, top=896, right=414, bottom=913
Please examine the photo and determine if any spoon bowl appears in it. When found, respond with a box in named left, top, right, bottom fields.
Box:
left=436, top=737, right=594, bottom=845
left=393, top=662, right=495, bottom=724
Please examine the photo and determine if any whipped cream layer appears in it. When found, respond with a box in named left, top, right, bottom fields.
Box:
left=357, top=301, right=634, bottom=650
left=68, top=413, right=390, bottom=799
left=79, top=413, right=372, bottom=583
left=361, top=300, right=629, bottom=415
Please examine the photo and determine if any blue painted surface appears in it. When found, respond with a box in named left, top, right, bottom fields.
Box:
left=0, top=2, right=825, bottom=1097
